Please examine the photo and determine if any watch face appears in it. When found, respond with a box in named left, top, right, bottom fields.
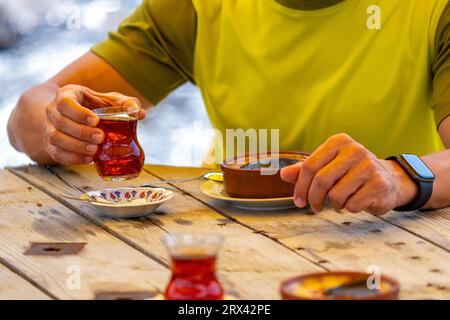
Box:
left=401, top=154, right=434, bottom=180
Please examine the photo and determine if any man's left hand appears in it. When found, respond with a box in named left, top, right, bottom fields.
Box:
left=280, top=133, right=419, bottom=215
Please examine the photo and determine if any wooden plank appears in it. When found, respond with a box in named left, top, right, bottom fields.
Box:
left=381, top=208, right=450, bottom=251
left=0, top=263, right=51, bottom=300
left=145, top=165, right=450, bottom=299
left=145, top=165, right=450, bottom=250
left=11, top=165, right=323, bottom=299
left=0, top=170, right=168, bottom=299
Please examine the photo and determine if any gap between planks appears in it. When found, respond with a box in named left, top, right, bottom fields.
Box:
left=0, top=169, right=170, bottom=299
left=56, top=165, right=329, bottom=272
left=0, top=255, right=56, bottom=300
left=7, top=167, right=170, bottom=270
left=8, top=165, right=329, bottom=299
left=144, top=166, right=449, bottom=254
left=9, top=165, right=328, bottom=273
left=143, top=166, right=450, bottom=298
left=378, top=215, right=449, bottom=253
left=9, top=165, right=450, bottom=298
left=141, top=167, right=331, bottom=271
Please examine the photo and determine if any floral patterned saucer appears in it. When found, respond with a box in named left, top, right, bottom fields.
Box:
left=81, top=187, right=173, bottom=218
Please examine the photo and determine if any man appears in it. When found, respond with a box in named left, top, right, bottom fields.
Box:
left=7, top=0, right=450, bottom=214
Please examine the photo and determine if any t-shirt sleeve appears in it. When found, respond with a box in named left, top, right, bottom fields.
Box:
left=91, top=0, right=196, bottom=105
left=431, top=1, right=450, bottom=128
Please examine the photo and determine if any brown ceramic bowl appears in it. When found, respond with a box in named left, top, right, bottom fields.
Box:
left=280, top=271, right=400, bottom=300
left=220, top=151, right=308, bottom=199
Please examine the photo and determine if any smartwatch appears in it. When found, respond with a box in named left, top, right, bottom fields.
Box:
left=386, top=154, right=435, bottom=212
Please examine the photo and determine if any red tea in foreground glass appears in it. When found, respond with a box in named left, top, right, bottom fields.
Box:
left=164, top=234, right=224, bottom=300
left=93, top=105, right=144, bottom=181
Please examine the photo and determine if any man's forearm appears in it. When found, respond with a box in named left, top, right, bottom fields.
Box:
left=423, top=149, right=450, bottom=209
left=7, top=82, right=59, bottom=164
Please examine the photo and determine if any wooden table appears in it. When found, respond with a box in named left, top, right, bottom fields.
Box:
left=0, top=164, right=449, bottom=300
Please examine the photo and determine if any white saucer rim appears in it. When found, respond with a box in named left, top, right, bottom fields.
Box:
left=85, top=188, right=174, bottom=208
left=200, top=180, right=294, bottom=203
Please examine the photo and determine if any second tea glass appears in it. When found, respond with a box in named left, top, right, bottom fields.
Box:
left=164, top=233, right=224, bottom=300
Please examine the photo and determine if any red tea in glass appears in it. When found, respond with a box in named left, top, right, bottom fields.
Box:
left=93, top=105, right=144, bottom=181
left=164, top=234, right=224, bottom=300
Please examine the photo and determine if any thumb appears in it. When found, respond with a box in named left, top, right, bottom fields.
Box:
left=138, top=109, right=147, bottom=120
left=121, top=98, right=145, bottom=120
left=280, top=162, right=302, bottom=184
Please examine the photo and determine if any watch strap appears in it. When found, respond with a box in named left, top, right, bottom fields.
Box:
left=386, top=155, right=434, bottom=212
left=394, top=178, right=433, bottom=212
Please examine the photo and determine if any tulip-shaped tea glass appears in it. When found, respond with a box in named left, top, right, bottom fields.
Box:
left=93, top=105, right=144, bottom=181
left=164, top=233, right=224, bottom=300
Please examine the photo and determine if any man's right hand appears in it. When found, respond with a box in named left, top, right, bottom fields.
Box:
left=44, top=85, right=144, bottom=165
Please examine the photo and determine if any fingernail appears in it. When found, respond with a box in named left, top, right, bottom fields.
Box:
left=84, top=156, right=93, bottom=163
left=92, top=133, right=103, bottom=143
left=87, top=116, right=97, bottom=126
left=86, top=144, right=97, bottom=154
left=295, top=197, right=306, bottom=208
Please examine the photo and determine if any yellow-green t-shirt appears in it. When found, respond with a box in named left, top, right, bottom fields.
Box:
left=92, top=0, right=450, bottom=159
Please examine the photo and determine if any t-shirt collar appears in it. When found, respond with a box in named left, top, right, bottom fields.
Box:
left=274, top=0, right=346, bottom=10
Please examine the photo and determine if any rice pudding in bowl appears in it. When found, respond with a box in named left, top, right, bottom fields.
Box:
left=280, top=271, right=400, bottom=300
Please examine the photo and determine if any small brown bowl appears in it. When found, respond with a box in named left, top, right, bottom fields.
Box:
left=220, top=151, right=308, bottom=199
left=280, top=271, right=400, bottom=300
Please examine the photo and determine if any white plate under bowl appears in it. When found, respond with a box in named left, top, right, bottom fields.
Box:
left=83, top=187, right=173, bottom=218
left=200, top=180, right=295, bottom=211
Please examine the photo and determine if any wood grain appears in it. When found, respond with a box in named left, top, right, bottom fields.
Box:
left=0, top=263, right=51, bottom=300
left=145, top=165, right=450, bottom=299
left=10, top=165, right=326, bottom=299
left=9, top=164, right=450, bottom=299
left=0, top=170, right=168, bottom=299
left=381, top=208, right=450, bottom=251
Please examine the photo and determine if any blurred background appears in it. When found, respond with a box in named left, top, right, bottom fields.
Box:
left=0, top=0, right=212, bottom=168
